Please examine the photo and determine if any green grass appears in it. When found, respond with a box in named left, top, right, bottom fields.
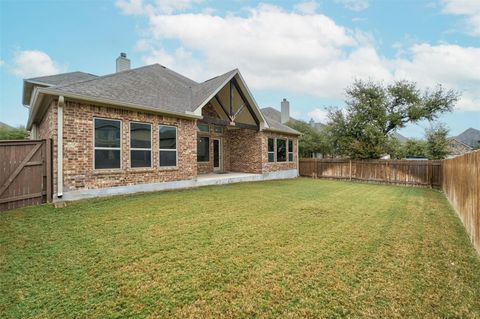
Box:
left=1, top=178, right=480, bottom=318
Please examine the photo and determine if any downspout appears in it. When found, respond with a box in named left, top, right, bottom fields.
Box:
left=57, top=96, right=64, bottom=198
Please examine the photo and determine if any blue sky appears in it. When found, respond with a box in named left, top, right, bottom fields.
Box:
left=1, top=0, right=479, bottom=138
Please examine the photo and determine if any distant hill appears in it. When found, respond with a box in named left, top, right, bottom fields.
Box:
left=453, top=128, right=480, bottom=148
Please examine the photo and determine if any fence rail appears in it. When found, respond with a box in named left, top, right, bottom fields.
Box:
left=299, top=158, right=442, bottom=187
left=0, top=139, right=52, bottom=211
left=442, top=151, right=479, bottom=254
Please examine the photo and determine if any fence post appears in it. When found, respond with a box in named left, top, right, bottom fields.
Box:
left=428, top=161, right=433, bottom=188
left=385, top=161, right=388, bottom=182
left=349, top=160, right=352, bottom=181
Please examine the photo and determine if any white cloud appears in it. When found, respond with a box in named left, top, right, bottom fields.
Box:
left=0, top=58, right=4, bottom=67
left=10, top=50, right=62, bottom=78
left=308, top=108, right=329, bottom=123
left=119, top=2, right=480, bottom=112
left=392, top=44, right=480, bottom=111
left=294, top=1, right=318, bottom=15
left=116, top=0, right=203, bottom=15
left=116, top=0, right=145, bottom=15
left=441, top=0, right=480, bottom=36
left=335, top=0, right=370, bottom=11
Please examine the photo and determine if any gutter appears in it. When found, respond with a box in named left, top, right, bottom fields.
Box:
left=57, top=96, right=64, bottom=198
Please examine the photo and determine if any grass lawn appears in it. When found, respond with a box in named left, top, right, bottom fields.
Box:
left=1, top=178, right=480, bottom=318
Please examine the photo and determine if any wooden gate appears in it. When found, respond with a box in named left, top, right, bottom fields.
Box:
left=0, top=139, right=52, bottom=211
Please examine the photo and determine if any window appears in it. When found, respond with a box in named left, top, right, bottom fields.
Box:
left=268, top=138, right=275, bottom=162
left=197, top=123, right=209, bottom=133
left=94, top=118, right=121, bottom=169
left=214, top=126, right=223, bottom=134
left=159, top=125, right=177, bottom=167
left=276, top=139, right=287, bottom=162
left=130, top=122, right=151, bottom=168
left=197, top=136, right=210, bottom=162
left=288, top=139, right=294, bottom=162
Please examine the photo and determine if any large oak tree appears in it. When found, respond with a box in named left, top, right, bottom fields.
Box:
left=327, top=80, right=459, bottom=159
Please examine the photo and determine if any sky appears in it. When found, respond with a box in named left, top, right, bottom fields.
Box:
left=0, top=0, right=479, bottom=138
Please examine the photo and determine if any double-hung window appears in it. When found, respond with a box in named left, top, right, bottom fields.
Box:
left=288, top=139, right=294, bottom=162
left=94, top=118, right=121, bottom=169
left=276, top=139, right=287, bottom=162
left=130, top=122, right=152, bottom=168
left=159, top=125, right=177, bottom=167
left=268, top=138, right=275, bottom=162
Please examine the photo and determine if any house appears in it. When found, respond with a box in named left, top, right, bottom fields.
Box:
left=453, top=128, right=480, bottom=149
left=0, top=121, right=14, bottom=129
left=447, top=138, right=473, bottom=158
left=23, top=53, right=300, bottom=201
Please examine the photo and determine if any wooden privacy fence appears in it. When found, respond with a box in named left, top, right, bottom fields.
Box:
left=299, top=158, right=442, bottom=187
left=0, top=139, right=52, bottom=211
left=442, top=151, right=480, bottom=254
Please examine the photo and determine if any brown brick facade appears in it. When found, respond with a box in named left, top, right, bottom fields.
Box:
left=261, top=132, right=298, bottom=173
left=36, top=99, right=297, bottom=197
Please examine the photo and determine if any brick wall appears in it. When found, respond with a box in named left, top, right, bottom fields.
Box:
left=35, top=99, right=298, bottom=196
left=37, top=100, right=58, bottom=194
left=227, top=128, right=263, bottom=173
left=261, top=132, right=298, bottom=173
left=60, top=101, right=197, bottom=192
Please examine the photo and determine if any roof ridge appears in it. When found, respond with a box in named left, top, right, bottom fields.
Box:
left=201, top=69, right=238, bottom=83
left=26, top=70, right=97, bottom=81
left=50, top=64, right=159, bottom=90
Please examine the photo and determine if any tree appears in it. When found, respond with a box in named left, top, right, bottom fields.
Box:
left=0, top=126, right=29, bottom=140
left=403, top=139, right=428, bottom=158
left=425, top=124, right=449, bottom=160
left=327, top=80, right=459, bottom=159
left=287, top=120, right=331, bottom=158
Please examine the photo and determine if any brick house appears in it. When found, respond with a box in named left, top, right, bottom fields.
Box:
left=23, top=54, right=300, bottom=201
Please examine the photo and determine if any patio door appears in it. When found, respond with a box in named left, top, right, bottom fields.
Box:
left=213, top=139, right=222, bottom=172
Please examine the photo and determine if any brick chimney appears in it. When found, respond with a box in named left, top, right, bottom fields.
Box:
left=116, top=52, right=131, bottom=72
left=281, top=98, right=290, bottom=124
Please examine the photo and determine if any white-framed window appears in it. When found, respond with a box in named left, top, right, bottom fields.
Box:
left=288, top=139, right=294, bottom=162
left=276, top=139, right=287, bottom=162
left=268, top=138, right=275, bottom=162
left=130, top=122, right=152, bottom=168
left=94, top=118, right=122, bottom=169
left=159, top=125, right=177, bottom=167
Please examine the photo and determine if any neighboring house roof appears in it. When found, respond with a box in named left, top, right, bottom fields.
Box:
left=392, top=132, right=408, bottom=142
left=24, top=64, right=299, bottom=135
left=449, top=137, right=473, bottom=149
left=0, top=121, right=14, bottom=129
left=453, top=128, right=480, bottom=148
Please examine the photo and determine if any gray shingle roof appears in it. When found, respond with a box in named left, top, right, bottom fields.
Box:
left=191, top=69, right=238, bottom=110
left=454, top=128, right=480, bottom=148
left=261, top=114, right=301, bottom=135
left=31, top=65, right=299, bottom=135
left=27, top=71, right=98, bottom=86
left=49, top=64, right=237, bottom=114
